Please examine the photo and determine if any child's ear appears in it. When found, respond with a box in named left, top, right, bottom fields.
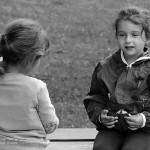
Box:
left=34, top=55, right=42, bottom=61
left=34, top=52, right=44, bottom=61
left=29, top=55, right=41, bottom=69
left=145, top=40, right=150, bottom=48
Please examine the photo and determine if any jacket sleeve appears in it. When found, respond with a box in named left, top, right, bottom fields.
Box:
left=142, top=74, right=150, bottom=131
left=83, top=63, right=109, bottom=129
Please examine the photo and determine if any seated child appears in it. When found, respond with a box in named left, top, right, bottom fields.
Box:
left=0, top=18, right=59, bottom=150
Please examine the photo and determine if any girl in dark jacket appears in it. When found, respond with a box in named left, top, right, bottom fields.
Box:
left=84, top=5, right=150, bottom=150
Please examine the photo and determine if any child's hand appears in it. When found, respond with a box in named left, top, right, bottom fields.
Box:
left=124, top=114, right=143, bottom=130
left=100, top=109, right=118, bottom=129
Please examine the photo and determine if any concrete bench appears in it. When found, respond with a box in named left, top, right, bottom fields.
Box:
left=47, top=128, right=98, bottom=150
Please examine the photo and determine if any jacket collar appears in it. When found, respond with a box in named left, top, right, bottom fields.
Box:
left=120, top=48, right=150, bottom=67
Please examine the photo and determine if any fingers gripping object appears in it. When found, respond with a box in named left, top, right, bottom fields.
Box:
left=107, top=110, right=129, bottom=132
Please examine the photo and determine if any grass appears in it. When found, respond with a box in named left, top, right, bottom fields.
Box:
left=0, top=0, right=150, bottom=128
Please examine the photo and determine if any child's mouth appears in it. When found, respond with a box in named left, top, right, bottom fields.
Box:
left=125, top=46, right=134, bottom=49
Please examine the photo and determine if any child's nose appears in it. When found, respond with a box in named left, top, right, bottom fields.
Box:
left=125, top=35, right=132, bottom=43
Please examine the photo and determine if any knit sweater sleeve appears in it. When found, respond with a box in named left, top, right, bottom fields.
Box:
left=37, top=83, right=59, bottom=134
left=83, top=63, right=109, bottom=129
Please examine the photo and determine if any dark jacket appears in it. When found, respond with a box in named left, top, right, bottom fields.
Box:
left=84, top=49, right=150, bottom=133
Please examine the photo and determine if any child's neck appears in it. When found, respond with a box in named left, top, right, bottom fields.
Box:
left=125, top=57, right=136, bottom=65
left=6, top=65, right=28, bottom=75
left=123, top=53, right=143, bottom=66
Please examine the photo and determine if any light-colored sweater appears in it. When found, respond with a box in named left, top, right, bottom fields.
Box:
left=0, top=73, right=59, bottom=150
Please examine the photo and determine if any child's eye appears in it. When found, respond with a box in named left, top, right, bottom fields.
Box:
left=117, top=33, right=125, bottom=37
left=132, top=32, right=141, bottom=37
left=132, top=34, right=139, bottom=37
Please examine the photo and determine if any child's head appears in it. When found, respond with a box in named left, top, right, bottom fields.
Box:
left=114, top=5, right=150, bottom=41
left=0, top=18, right=50, bottom=74
left=113, top=5, right=150, bottom=61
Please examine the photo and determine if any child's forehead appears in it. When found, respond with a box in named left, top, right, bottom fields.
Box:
left=117, top=20, right=143, bottom=32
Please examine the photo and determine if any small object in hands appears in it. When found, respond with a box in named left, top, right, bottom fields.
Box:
left=107, top=109, right=129, bottom=132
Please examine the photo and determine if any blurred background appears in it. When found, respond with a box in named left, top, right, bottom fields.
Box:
left=0, top=0, right=150, bottom=128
